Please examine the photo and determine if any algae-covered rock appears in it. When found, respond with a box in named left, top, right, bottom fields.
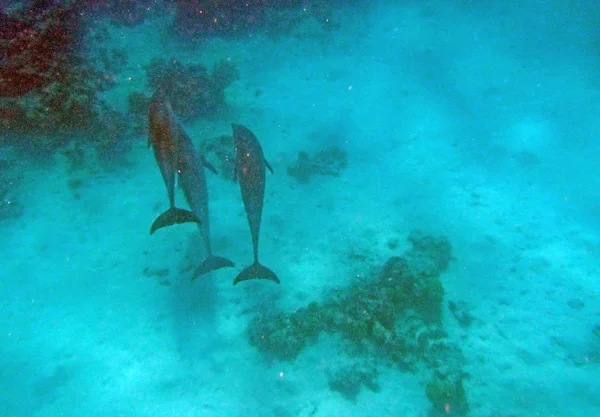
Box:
left=287, top=146, right=348, bottom=183
left=246, top=232, right=453, bottom=362
left=449, top=301, right=474, bottom=328
left=407, top=229, right=453, bottom=272
left=327, top=362, right=379, bottom=401
left=379, top=256, right=445, bottom=324
left=245, top=231, right=468, bottom=407
left=426, top=373, right=469, bottom=416
left=248, top=313, right=308, bottom=361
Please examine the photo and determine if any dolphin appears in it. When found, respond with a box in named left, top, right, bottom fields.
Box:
left=174, top=122, right=235, bottom=277
left=231, top=123, right=279, bottom=285
left=148, top=92, right=200, bottom=234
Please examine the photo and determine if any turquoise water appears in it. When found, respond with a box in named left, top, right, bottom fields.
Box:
left=1, top=1, right=599, bottom=416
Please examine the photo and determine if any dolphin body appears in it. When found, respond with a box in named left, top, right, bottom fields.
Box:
left=175, top=122, right=235, bottom=277
left=232, top=123, right=279, bottom=285
left=148, top=92, right=200, bottom=234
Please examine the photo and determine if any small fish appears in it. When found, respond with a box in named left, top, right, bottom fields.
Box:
left=148, top=92, right=200, bottom=234
left=232, top=123, right=279, bottom=285
left=174, top=122, right=235, bottom=277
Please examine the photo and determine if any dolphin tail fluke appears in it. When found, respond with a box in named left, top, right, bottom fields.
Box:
left=233, top=262, right=280, bottom=285
left=150, top=207, right=201, bottom=235
left=192, top=254, right=235, bottom=279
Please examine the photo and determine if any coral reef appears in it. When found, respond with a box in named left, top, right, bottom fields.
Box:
left=0, top=0, right=83, bottom=98
left=248, top=231, right=452, bottom=361
left=327, top=361, right=380, bottom=401
left=171, top=0, right=341, bottom=40
left=247, top=231, right=468, bottom=410
left=426, top=372, right=469, bottom=416
left=145, top=58, right=239, bottom=119
left=172, top=0, right=268, bottom=39
left=287, top=146, right=348, bottom=183
left=0, top=0, right=132, bottom=158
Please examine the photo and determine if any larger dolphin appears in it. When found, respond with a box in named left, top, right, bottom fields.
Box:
left=174, top=121, right=235, bottom=277
left=148, top=92, right=200, bottom=234
left=232, top=123, right=279, bottom=285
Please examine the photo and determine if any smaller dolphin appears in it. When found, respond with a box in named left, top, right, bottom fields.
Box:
left=148, top=92, right=200, bottom=234
left=174, top=123, right=235, bottom=277
left=232, top=123, right=279, bottom=285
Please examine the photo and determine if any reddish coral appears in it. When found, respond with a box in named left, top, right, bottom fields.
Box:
left=0, top=2, right=81, bottom=98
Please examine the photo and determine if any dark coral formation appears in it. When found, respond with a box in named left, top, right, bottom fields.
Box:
left=145, top=58, right=239, bottom=119
left=287, top=146, right=348, bottom=183
left=327, top=362, right=380, bottom=401
left=0, top=0, right=129, bottom=157
left=248, top=231, right=451, bottom=361
left=0, top=1, right=158, bottom=165
left=0, top=0, right=83, bottom=98
left=172, top=0, right=341, bottom=40
left=247, top=230, right=468, bottom=413
left=426, top=373, right=469, bottom=416
left=173, top=0, right=268, bottom=39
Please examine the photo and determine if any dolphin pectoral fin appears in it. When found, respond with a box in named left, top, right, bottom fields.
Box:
left=150, top=207, right=201, bottom=235
left=176, top=152, right=190, bottom=175
left=200, top=155, right=218, bottom=175
left=264, top=159, right=273, bottom=174
left=192, top=254, right=235, bottom=279
left=233, top=262, right=280, bottom=285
